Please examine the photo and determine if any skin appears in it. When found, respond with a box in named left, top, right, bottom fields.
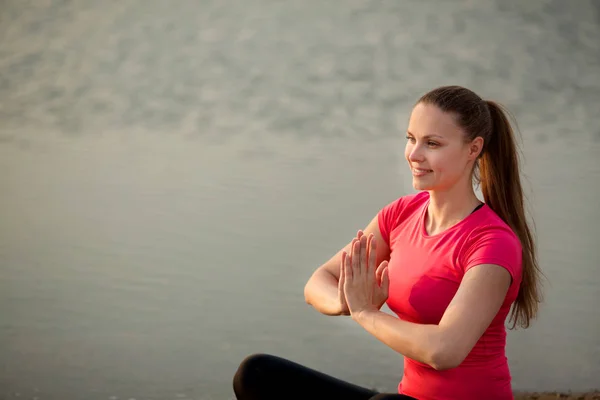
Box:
left=304, top=102, right=513, bottom=370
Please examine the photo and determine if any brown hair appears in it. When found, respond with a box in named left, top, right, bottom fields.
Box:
left=418, top=85, right=543, bottom=329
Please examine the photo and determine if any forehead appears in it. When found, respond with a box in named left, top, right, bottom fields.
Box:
left=407, top=103, right=464, bottom=139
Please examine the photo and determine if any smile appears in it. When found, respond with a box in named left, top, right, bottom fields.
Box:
left=412, top=168, right=433, bottom=176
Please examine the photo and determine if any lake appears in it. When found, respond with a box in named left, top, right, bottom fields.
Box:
left=1, top=0, right=599, bottom=399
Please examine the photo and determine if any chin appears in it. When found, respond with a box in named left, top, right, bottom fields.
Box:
left=412, top=179, right=434, bottom=191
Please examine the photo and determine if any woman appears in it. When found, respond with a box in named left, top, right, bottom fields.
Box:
left=233, top=85, right=543, bottom=400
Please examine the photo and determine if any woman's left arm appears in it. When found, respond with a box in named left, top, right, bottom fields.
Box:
left=351, top=262, right=512, bottom=370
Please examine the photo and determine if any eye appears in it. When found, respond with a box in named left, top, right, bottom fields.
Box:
left=427, top=141, right=439, bottom=147
left=405, top=135, right=415, bottom=143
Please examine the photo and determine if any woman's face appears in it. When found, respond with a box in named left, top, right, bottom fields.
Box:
left=404, top=102, right=483, bottom=192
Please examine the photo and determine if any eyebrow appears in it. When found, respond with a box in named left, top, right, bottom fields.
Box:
left=406, top=131, right=444, bottom=139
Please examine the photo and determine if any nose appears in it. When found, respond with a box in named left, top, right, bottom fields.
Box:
left=407, top=142, right=424, bottom=163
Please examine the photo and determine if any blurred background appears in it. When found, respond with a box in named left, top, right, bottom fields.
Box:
left=1, top=0, right=599, bottom=399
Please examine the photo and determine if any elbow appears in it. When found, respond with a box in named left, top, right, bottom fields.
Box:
left=303, top=278, right=315, bottom=305
left=303, top=283, right=311, bottom=305
left=428, top=346, right=465, bottom=371
left=303, top=269, right=323, bottom=306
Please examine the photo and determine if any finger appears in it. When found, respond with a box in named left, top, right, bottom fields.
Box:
left=339, top=254, right=346, bottom=309
left=381, top=266, right=390, bottom=296
left=352, top=239, right=361, bottom=278
left=340, top=251, right=346, bottom=287
left=357, top=230, right=363, bottom=240
left=365, top=234, right=375, bottom=287
left=376, top=260, right=386, bottom=285
left=348, top=238, right=357, bottom=268
left=360, top=234, right=368, bottom=275
left=368, top=234, right=377, bottom=274
left=366, top=234, right=372, bottom=264
left=344, top=252, right=353, bottom=281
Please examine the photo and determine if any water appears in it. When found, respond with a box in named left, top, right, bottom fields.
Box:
left=1, top=0, right=599, bottom=399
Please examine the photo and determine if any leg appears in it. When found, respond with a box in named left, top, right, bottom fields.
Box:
left=233, top=353, right=379, bottom=400
left=369, top=394, right=417, bottom=400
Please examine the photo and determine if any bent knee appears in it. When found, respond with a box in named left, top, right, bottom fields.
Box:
left=233, top=353, right=275, bottom=394
left=236, top=353, right=273, bottom=373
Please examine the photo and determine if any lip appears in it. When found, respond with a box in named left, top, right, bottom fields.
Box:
left=412, top=168, right=432, bottom=177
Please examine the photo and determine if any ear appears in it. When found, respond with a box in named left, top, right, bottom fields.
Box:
left=468, top=136, right=484, bottom=160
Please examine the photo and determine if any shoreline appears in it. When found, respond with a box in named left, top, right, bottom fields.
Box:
left=514, top=392, right=600, bottom=399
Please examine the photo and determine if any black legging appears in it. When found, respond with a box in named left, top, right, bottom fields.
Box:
left=233, top=353, right=417, bottom=400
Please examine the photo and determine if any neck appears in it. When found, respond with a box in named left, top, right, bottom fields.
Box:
left=425, top=183, right=482, bottom=235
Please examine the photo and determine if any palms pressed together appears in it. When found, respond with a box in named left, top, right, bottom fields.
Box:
left=338, top=230, right=390, bottom=317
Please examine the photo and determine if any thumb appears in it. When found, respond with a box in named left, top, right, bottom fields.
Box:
left=381, top=266, right=390, bottom=295
left=376, top=261, right=388, bottom=286
left=339, top=252, right=346, bottom=288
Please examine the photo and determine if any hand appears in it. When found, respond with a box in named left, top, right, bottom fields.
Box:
left=341, top=231, right=390, bottom=319
left=337, top=231, right=365, bottom=316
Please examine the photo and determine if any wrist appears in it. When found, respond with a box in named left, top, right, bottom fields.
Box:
left=351, top=307, right=378, bottom=324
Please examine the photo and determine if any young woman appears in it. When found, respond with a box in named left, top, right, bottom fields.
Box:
left=233, top=85, right=543, bottom=400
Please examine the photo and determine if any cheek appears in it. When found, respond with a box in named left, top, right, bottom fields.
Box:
left=430, top=150, right=458, bottom=173
left=436, top=150, right=468, bottom=175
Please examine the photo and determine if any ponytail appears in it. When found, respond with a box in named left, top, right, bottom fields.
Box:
left=419, top=86, right=544, bottom=329
left=482, top=100, right=543, bottom=329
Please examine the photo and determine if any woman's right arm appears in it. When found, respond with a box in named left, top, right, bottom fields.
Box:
left=303, top=215, right=390, bottom=316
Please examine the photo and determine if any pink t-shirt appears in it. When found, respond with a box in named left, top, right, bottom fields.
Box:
left=377, top=191, right=522, bottom=400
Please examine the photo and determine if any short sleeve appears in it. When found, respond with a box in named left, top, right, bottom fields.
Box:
left=461, top=225, right=523, bottom=283
left=377, top=197, right=406, bottom=246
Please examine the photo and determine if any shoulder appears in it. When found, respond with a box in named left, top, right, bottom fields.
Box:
left=377, top=191, right=427, bottom=240
left=379, top=191, right=428, bottom=220
left=466, top=207, right=521, bottom=250
left=460, top=207, right=523, bottom=283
